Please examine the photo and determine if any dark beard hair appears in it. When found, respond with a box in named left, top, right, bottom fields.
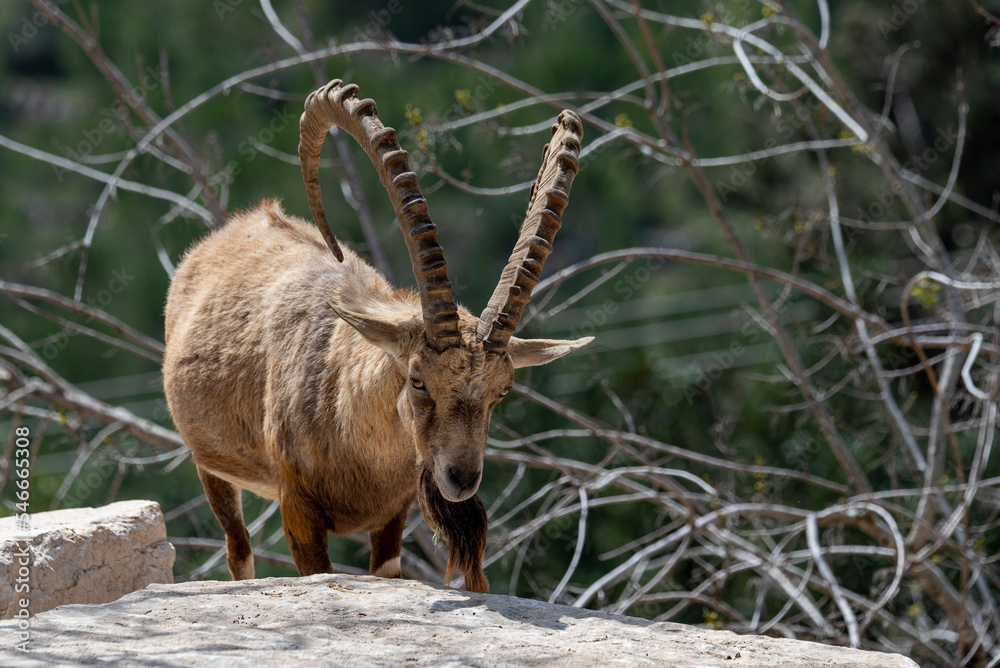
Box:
left=418, top=467, right=490, bottom=593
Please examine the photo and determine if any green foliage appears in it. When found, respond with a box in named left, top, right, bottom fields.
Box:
left=2, top=2, right=999, bottom=661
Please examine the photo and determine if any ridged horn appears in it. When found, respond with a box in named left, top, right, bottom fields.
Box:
left=299, top=79, right=462, bottom=352
left=477, top=110, right=583, bottom=351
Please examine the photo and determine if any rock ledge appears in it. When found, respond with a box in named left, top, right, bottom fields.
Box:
left=0, top=500, right=174, bottom=619
left=0, top=573, right=918, bottom=667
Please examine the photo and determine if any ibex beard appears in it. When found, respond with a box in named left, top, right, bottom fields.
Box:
left=162, top=80, right=587, bottom=593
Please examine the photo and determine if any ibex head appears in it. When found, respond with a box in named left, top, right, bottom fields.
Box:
left=299, top=80, right=591, bottom=503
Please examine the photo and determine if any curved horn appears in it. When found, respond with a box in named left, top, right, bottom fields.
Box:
left=299, top=79, right=461, bottom=351
left=477, top=110, right=583, bottom=351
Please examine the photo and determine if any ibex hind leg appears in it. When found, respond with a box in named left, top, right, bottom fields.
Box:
left=369, top=506, right=408, bottom=579
left=279, top=486, right=334, bottom=575
left=197, top=466, right=255, bottom=580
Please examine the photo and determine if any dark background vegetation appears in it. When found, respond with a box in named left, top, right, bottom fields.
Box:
left=1, top=1, right=999, bottom=664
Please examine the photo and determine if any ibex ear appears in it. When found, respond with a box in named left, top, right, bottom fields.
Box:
left=506, top=336, right=594, bottom=369
left=331, top=305, right=422, bottom=360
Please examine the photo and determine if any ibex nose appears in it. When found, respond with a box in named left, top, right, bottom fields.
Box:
left=446, top=466, right=481, bottom=494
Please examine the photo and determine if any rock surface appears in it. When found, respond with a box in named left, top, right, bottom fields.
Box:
left=0, top=573, right=918, bottom=667
left=0, top=500, right=174, bottom=619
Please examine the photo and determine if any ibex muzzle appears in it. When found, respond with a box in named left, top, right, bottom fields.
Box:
left=163, top=79, right=588, bottom=593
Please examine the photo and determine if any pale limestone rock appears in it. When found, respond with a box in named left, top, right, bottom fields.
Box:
left=0, top=573, right=918, bottom=667
left=0, top=500, right=174, bottom=619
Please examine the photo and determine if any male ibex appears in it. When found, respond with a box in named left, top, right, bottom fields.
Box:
left=163, top=80, right=588, bottom=593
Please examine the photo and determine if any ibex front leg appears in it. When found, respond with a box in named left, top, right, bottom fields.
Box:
left=280, top=485, right=334, bottom=575
left=198, top=466, right=255, bottom=580
left=369, top=506, right=409, bottom=579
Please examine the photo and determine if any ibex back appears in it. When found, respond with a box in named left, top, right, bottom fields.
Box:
left=163, top=80, right=588, bottom=592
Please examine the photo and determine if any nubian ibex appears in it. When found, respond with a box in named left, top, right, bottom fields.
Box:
left=163, top=79, right=588, bottom=593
